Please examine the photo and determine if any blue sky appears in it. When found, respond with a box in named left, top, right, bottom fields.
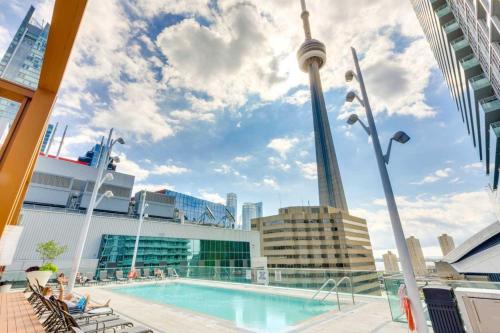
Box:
left=0, top=0, right=497, bottom=257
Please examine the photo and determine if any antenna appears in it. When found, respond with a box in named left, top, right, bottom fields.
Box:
left=56, top=125, right=68, bottom=159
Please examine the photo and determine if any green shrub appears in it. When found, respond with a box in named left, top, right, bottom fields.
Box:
left=39, top=263, right=58, bottom=273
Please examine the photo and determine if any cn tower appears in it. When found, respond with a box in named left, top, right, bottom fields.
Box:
left=297, top=0, right=348, bottom=212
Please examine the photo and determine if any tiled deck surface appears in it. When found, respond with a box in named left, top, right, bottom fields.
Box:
left=76, top=279, right=420, bottom=333
left=0, top=292, right=45, bottom=333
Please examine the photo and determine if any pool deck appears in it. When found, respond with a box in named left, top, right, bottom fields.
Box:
left=75, top=279, right=418, bottom=333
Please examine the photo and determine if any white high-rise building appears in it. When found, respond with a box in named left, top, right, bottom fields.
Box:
left=406, top=236, right=428, bottom=276
left=383, top=251, right=399, bottom=273
left=438, top=233, right=456, bottom=256
left=242, top=202, right=263, bottom=231
left=410, top=0, right=500, bottom=189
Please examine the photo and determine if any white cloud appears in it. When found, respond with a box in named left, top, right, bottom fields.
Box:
left=151, top=164, right=189, bottom=175
left=412, top=167, right=453, bottom=185
left=352, top=190, right=496, bottom=256
left=262, top=177, right=279, bottom=189
left=169, top=110, right=215, bottom=123
left=233, top=155, right=252, bottom=163
left=464, top=162, right=483, bottom=170
left=115, top=153, right=150, bottom=181
left=296, top=161, right=317, bottom=180
left=0, top=26, right=11, bottom=56
left=133, top=182, right=174, bottom=195
left=214, top=164, right=232, bottom=175
left=267, top=137, right=299, bottom=158
left=283, top=89, right=310, bottom=106
left=268, top=157, right=291, bottom=172
left=198, top=190, right=225, bottom=204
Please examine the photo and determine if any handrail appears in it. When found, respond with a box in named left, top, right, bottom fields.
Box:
left=310, top=276, right=355, bottom=311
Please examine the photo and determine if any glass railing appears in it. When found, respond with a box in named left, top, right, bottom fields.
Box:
left=435, top=4, right=451, bottom=17
left=460, top=54, right=479, bottom=70
left=451, top=36, right=469, bottom=51
left=443, top=20, right=459, bottom=33
left=470, top=73, right=491, bottom=90
left=384, top=274, right=500, bottom=324
left=481, top=96, right=500, bottom=113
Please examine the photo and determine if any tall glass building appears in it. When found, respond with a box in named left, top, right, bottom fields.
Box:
left=96, top=234, right=251, bottom=272
left=410, top=0, right=500, bottom=189
left=161, top=190, right=231, bottom=227
left=40, top=123, right=54, bottom=154
left=226, top=192, right=237, bottom=221
left=242, top=202, right=263, bottom=231
left=0, top=6, right=50, bottom=141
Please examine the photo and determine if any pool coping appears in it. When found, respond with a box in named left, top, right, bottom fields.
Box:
left=75, top=278, right=399, bottom=333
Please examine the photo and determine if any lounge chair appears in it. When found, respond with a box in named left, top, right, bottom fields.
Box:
left=84, top=272, right=97, bottom=285
left=136, top=269, right=147, bottom=281
left=99, top=270, right=113, bottom=284
left=142, top=268, right=154, bottom=280
left=154, top=268, right=164, bottom=280
left=60, top=307, right=134, bottom=333
left=116, top=270, right=128, bottom=283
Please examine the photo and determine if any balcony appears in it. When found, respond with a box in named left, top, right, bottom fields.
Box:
left=435, top=4, right=454, bottom=25
left=470, top=73, right=494, bottom=101
left=430, top=0, right=446, bottom=10
left=460, top=54, right=483, bottom=77
left=443, top=20, right=463, bottom=40
left=451, top=35, right=472, bottom=59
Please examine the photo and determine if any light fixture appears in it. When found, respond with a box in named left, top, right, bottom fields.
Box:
left=345, top=70, right=355, bottom=82
left=392, top=131, right=410, bottom=144
left=347, top=114, right=359, bottom=125
left=103, top=173, right=114, bottom=182
left=103, top=190, right=114, bottom=198
left=345, top=91, right=356, bottom=103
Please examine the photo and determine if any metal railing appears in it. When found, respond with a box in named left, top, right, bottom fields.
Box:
left=310, top=276, right=354, bottom=310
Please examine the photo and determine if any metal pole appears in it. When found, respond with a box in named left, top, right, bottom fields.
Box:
left=131, top=190, right=147, bottom=272
left=56, top=125, right=68, bottom=158
left=68, top=128, right=113, bottom=292
left=351, top=47, right=428, bottom=333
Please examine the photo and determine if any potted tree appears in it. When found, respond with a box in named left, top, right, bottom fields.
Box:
left=26, top=240, right=67, bottom=287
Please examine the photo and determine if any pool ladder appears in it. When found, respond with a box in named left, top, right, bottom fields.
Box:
left=310, top=276, right=355, bottom=310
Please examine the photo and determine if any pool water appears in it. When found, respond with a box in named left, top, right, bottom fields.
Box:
left=112, top=283, right=337, bottom=332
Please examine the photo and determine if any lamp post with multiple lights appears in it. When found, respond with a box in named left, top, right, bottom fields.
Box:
left=68, top=129, right=125, bottom=292
left=344, top=47, right=428, bottom=333
left=130, top=190, right=149, bottom=273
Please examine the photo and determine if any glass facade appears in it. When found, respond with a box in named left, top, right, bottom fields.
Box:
left=96, top=234, right=251, bottom=272
left=226, top=192, right=237, bottom=221
left=0, top=6, right=50, bottom=150
left=242, top=202, right=263, bottom=231
left=163, top=190, right=230, bottom=226
left=40, top=123, right=54, bottom=153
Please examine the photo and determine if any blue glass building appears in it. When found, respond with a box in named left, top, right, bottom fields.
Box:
left=0, top=6, right=50, bottom=140
left=162, top=190, right=230, bottom=226
left=40, top=123, right=54, bottom=153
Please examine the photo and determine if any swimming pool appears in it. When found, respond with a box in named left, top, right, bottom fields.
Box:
left=112, top=282, right=337, bottom=332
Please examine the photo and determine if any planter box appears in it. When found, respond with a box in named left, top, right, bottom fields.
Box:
left=26, top=271, right=53, bottom=288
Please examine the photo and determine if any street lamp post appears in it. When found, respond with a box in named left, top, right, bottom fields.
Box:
left=68, top=129, right=125, bottom=292
left=345, top=47, right=428, bottom=333
left=130, top=190, right=148, bottom=273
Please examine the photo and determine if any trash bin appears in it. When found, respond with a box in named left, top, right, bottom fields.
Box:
left=423, top=286, right=465, bottom=333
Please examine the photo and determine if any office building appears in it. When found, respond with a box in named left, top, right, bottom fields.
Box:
left=4, top=207, right=261, bottom=280
left=78, top=144, right=115, bottom=170
left=410, top=0, right=500, bottom=189
left=406, top=236, right=428, bottom=276
left=40, top=123, right=54, bottom=153
left=0, top=6, right=49, bottom=143
left=297, top=0, right=348, bottom=211
left=160, top=190, right=234, bottom=227
left=252, top=206, right=379, bottom=295
left=383, top=251, right=399, bottom=273
left=24, top=154, right=134, bottom=214
left=439, top=233, right=456, bottom=256
left=226, top=192, right=237, bottom=221
left=242, top=202, right=263, bottom=231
